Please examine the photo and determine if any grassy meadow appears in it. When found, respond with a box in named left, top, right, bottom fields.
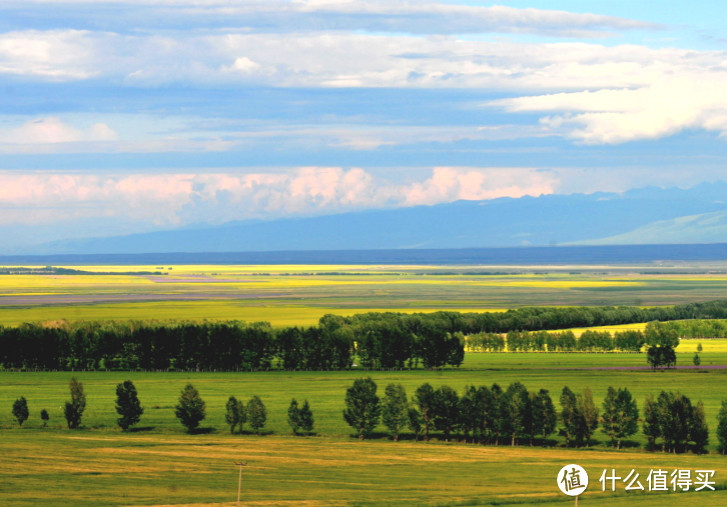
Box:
left=3, top=354, right=727, bottom=506
left=4, top=263, right=727, bottom=505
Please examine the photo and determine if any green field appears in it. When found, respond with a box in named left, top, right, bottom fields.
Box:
left=2, top=351, right=727, bottom=505
left=4, top=264, right=727, bottom=505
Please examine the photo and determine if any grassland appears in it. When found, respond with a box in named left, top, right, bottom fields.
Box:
left=4, top=263, right=727, bottom=505
left=3, top=352, right=727, bottom=506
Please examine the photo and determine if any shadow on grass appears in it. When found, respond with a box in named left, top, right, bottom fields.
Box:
left=189, top=427, right=217, bottom=435
left=128, top=426, right=155, bottom=433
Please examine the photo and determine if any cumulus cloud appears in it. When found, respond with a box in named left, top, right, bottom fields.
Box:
left=493, top=68, right=727, bottom=144
left=0, top=167, right=558, bottom=228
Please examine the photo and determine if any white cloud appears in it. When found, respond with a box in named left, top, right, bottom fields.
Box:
left=494, top=71, right=727, bottom=144
left=1, top=117, right=119, bottom=145
left=2, top=1, right=655, bottom=37
left=401, top=167, right=557, bottom=206
left=0, top=167, right=559, bottom=228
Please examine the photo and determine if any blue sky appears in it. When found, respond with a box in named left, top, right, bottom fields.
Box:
left=1, top=0, right=727, bottom=252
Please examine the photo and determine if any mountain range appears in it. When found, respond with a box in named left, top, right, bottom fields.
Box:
left=37, top=182, right=727, bottom=254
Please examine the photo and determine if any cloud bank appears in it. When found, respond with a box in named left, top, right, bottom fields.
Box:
left=0, top=167, right=557, bottom=228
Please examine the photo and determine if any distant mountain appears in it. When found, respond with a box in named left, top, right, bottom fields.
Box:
left=36, top=182, right=727, bottom=254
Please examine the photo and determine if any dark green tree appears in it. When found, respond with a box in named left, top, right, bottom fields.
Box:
left=613, top=388, right=639, bottom=449
left=500, top=382, right=531, bottom=446
left=12, top=396, right=29, bottom=427
left=717, top=400, right=727, bottom=455
left=643, top=394, right=659, bottom=451
left=343, top=377, right=381, bottom=440
left=530, top=389, right=556, bottom=444
left=174, top=383, right=205, bottom=433
left=382, top=383, right=409, bottom=441
left=560, top=386, right=578, bottom=447
left=432, top=385, right=459, bottom=442
left=601, top=386, right=618, bottom=447
left=299, top=400, right=314, bottom=434
left=237, top=399, right=247, bottom=433
left=287, top=398, right=301, bottom=435
left=693, top=353, right=701, bottom=366
left=226, top=396, right=242, bottom=434
left=408, top=407, right=423, bottom=441
left=40, top=409, right=49, bottom=428
left=691, top=400, right=709, bottom=454
left=64, top=377, right=86, bottom=429
left=115, top=380, right=143, bottom=431
left=576, top=387, right=599, bottom=447
left=414, top=383, right=436, bottom=442
left=247, top=395, right=267, bottom=434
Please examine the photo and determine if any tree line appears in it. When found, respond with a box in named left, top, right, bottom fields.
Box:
left=10, top=377, right=727, bottom=455
left=0, top=316, right=464, bottom=371
left=4, top=298, right=727, bottom=371
left=469, top=322, right=678, bottom=353
left=342, top=378, right=714, bottom=454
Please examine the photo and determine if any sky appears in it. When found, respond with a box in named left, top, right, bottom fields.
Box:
left=2, top=0, right=727, bottom=251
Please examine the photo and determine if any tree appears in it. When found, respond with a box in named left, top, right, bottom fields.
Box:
left=642, top=394, right=660, bottom=451
left=576, top=387, right=599, bottom=447
left=64, top=377, right=86, bottom=429
left=717, top=400, right=727, bottom=455
left=691, top=400, right=709, bottom=454
left=382, top=384, right=409, bottom=441
left=115, top=380, right=143, bottom=431
left=432, top=385, right=459, bottom=442
left=226, top=396, right=242, bottom=434
left=697, top=342, right=703, bottom=352
left=343, top=377, right=381, bottom=440
left=247, top=395, right=267, bottom=434
left=693, top=353, right=701, bottom=366
left=40, top=409, right=49, bottom=428
left=414, top=383, right=436, bottom=442
left=175, top=383, right=205, bottom=433
left=601, top=387, right=618, bottom=447
left=287, top=398, right=301, bottom=435
left=560, top=386, right=578, bottom=447
left=299, top=400, right=314, bottom=434
left=531, top=389, right=556, bottom=444
left=613, top=388, right=639, bottom=449
left=12, top=396, right=29, bottom=427
left=408, top=407, right=423, bottom=441
left=500, top=382, right=531, bottom=446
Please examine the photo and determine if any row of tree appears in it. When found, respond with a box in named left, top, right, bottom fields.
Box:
left=0, top=317, right=464, bottom=371
left=9, top=378, right=722, bottom=454
left=342, top=378, right=712, bottom=454
left=5, top=299, right=727, bottom=371
left=468, top=322, right=678, bottom=353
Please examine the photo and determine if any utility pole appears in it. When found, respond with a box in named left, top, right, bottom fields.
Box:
left=234, top=461, right=247, bottom=506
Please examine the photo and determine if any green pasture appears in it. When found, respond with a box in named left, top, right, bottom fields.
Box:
left=3, top=430, right=727, bottom=506
left=3, top=359, right=727, bottom=506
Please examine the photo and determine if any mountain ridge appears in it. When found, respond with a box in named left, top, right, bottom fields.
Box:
left=31, top=182, right=727, bottom=255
